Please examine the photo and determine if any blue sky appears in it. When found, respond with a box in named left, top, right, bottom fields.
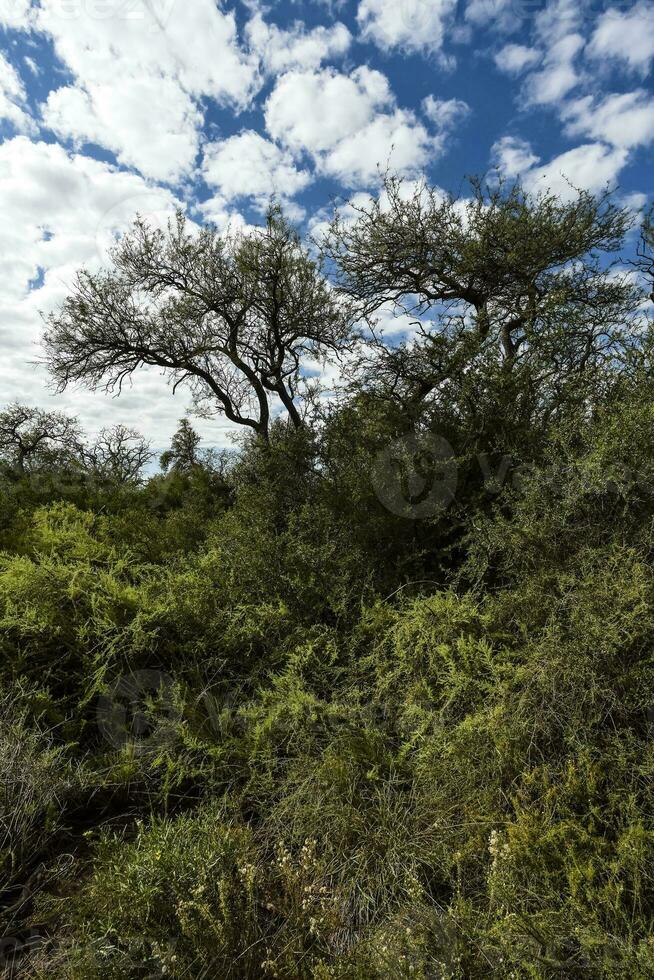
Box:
left=1, top=0, right=653, bottom=447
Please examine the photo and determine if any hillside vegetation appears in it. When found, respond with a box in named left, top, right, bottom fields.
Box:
left=1, top=180, right=654, bottom=978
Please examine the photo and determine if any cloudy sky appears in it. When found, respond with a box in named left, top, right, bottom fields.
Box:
left=1, top=0, right=653, bottom=450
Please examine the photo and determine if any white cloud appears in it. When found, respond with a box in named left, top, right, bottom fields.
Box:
left=522, top=143, right=629, bottom=199
left=563, top=90, right=654, bottom=150
left=309, top=181, right=448, bottom=259
left=307, top=192, right=378, bottom=243
left=422, top=95, right=471, bottom=131
left=265, top=66, right=393, bottom=156
left=196, top=198, right=251, bottom=234
left=512, top=0, right=585, bottom=107
left=24, top=56, right=39, bottom=77
left=0, top=52, right=33, bottom=132
left=202, top=131, right=311, bottom=211
left=491, top=135, right=629, bottom=200
left=494, top=44, right=541, bottom=75
left=265, top=66, right=436, bottom=187
left=322, top=109, right=434, bottom=185
left=534, top=0, right=581, bottom=45
left=0, top=136, right=222, bottom=447
left=587, top=2, right=654, bottom=75
left=37, top=0, right=259, bottom=107
left=31, top=0, right=260, bottom=183
left=0, top=135, right=180, bottom=319
left=465, top=0, right=516, bottom=34
left=525, top=33, right=584, bottom=106
left=357, top=0, right=457, bottom=56
left=43, top=78, right=202, bottom=183
left=246, top=11, right=351, bottom=74
left=491, top=135, right=540, bottom=177
left=621, top=191, right=649, bottom=217
left=0, top=0, right=32, bottom=30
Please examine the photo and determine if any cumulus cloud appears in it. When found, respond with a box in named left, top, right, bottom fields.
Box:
left=0, top=52, right=34, bottom=132
left=265, top=66, right=437, bottom=187
left=491, top=134, right=629, bottom=200
left=562, top=90, right=654, bottom=150
left=524, top=143, right=629, bottom=199
left=202, top=131, right=311, bottom=212
left=524, top=33, right=584, bottom=106
left=494, top=44, right=541, bottom=75
left=491, top=135, right=540, bottom=177
left=465, top=0, right=517, bottom=34
left=246, top=11, right=351, bottom=74
left=196, top=198, right=252, bottom=234
left=357, top=0, right=457, bottom=56
left=321, top=109, right=434, bottom=185
left=43, top=78, right=203, bottom=183
left=38, top=0, right=258, bottom=106
left=265, top=66, right=394, bottom=156
left=422, top=95, right=471, bottom=131
left=29, top=0, right=260, bottom=183
left=0, top=135, right=180, bottom=325
left=587, top=2, right=654, bottom=75
left=534, top=0, right=581, bottom=45
left=512, top=0, right=585, bottom=107
left=309, top=181, right=450, bottom=267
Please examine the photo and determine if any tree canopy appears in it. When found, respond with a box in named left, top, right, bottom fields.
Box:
left=45, top=207, right=352, bottom=442
left=322, top=179, right=643, bottom=423
left=0, top=403, right=82, bottom=475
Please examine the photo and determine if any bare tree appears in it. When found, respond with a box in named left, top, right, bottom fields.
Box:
left=44, top=207, right=353, bottom=443
left=0, top=404, right=83, bottom=475
left=86, top=424, right=154, bottom=484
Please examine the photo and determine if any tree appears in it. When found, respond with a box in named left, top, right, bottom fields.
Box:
left=322, top=178, right=643, bottom=428
left=0, top=403, right=83, bottom=475
left=86, top=424, right=154, bottom=484
left=44, top=207, right=353, bottom=444
left=160, top=418, right=202, bottom=474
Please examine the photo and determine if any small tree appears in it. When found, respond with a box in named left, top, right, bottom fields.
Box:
left=0, top=403, right=83, bottom=475
left=44, top=208, right=353, bottom=444
left=86, top=424, right=154, bottom=484
left=160, top=418, right=202, bottom=474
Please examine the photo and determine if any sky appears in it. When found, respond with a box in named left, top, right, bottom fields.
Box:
left=0, top=0, right=653, bottom=451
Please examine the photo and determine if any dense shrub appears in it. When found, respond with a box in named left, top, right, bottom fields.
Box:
left=2, top=185, right=654, bottom=977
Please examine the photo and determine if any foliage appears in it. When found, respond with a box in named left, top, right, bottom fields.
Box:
left=0, top=404, right=83, bottom=476
left=1, top=181, right=654, bottom=978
